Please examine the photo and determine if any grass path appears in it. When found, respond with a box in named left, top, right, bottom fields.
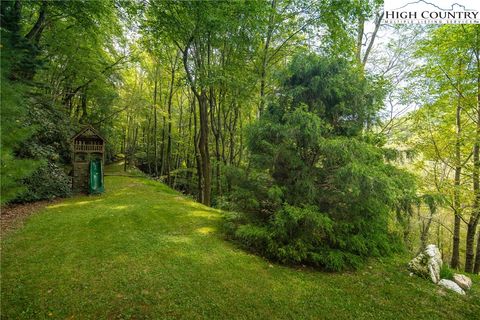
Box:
left=1, top=169, right=479, bottom=319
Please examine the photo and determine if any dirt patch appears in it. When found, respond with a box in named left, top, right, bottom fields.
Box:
left=1, top=199, right=61, bottom=236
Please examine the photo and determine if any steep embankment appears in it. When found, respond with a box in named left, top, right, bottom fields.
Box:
left=1, top=167, right=479, bottom=319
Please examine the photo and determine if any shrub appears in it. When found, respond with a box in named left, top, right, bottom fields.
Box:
left=0, top=31, right=39, bottom=204
left=223, top=54, right=416, bottom=271
left=235, top=224, right=272, bottom=252
left=224, top=202, right=400, bottom=271
left=440, top=264, right=454, bottom=280
left=18, top=162, right=72, bottom=202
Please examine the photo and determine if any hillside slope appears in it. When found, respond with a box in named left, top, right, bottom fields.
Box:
left=1, top=171, right=479, bottom=319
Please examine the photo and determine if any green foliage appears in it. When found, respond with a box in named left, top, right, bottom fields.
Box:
left=0, top=30, right=39, bottom=204
left=227, top=205, right=333, bottom=266
left=1, top=0, right=124, bottom=203
left=0, top=74, right=38, bottom=203
left=10, top=87, right=76, bottom=204
left=421, top=193, right=446, bottom=216
left=440, top=264, right=454, bottom=280
left=279, top=54, right=384, bottom=136
left=221, top=164, right=281, bottom=217
left=19, top=163, right=72, bottom=202
left=225, top=54, right=416, bottom=271
left=234, top=223, right=272, bottom=250
left=407, top=25, right=479, bottom=267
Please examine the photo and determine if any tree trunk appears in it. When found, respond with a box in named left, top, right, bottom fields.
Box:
left=153, top=64, right=159, bottom=177
left=175, top=92, right=184, bottom=184
left=209, top=86, right=222, bottom=197
left=465, top=222, right=477, bottom=272
left=229, top=105, right=238, bottom=165
left=132, top=126, right=139, bottom=166
left=166, top=53, right=178, bottom=185
left=420, top=212, right=433, bottom=252
left=80, top=88, right=89, bottom=123
left=403, top=209, right=412, bottom=249
left=185, top=94, right=193, bottom=193
left=181, top=39, right=211, bottom=206
left=474, top=225, right=480, bottom=273
left=192, top=96, right=203, bottom=202
left=198, top=90, right=211, bottom=205
left=355, top=13, right=365, bottom=66
left=123, top=126, right=127, bottom=172
left=25, top=0, right=47, bottom=47
left=159, top=114, right=166, bottom=177
left=146, top=114, right=151, bottom=174
left=469, top=43, right=480, bottom=273
left=451, top=89, right=463, bottom=269
left=258, top=0, right=276, bottom=117
left=237, top=111, right=244, bottom=167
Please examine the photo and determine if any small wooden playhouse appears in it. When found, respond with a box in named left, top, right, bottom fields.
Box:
left=71, top=126, right=105, bottom=194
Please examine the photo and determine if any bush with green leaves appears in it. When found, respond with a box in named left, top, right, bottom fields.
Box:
left=440, top=264, right=454, bottom=280
left=19, top=162, right=72, bottom=202
left=0, top=29, right=40, bottom=204
left=224, top=54, right=416, bottom=271
left=10, top=92, right=76, bottom=203
left=1, top=9, right=75, bottom=204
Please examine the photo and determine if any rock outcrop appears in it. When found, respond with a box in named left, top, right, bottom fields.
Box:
left=453, top=274, right=472, bottom=291
left=438, top=279, right=466, bottom=295
left=408, top=244, right=442, bottom=283
left=408, top=244, right=475, bottom=295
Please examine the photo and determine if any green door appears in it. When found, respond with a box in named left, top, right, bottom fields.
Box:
left=89, top=159, right=104, bottom=194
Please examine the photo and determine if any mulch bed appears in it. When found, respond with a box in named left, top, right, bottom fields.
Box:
left=1, top=199, right=61, bottom=236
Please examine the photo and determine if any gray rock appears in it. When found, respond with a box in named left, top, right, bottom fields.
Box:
left=453, top=274, right=472, bottom=291
left=438, top=279, right=466, bottom=295
left=408, top=244, right=442, bottom=283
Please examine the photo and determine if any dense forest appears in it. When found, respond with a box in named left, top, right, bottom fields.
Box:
left=1, top=0, right=479, bottom=274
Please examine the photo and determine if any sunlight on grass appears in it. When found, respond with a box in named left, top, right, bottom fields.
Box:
left=188, top=210, right=220, bottom=219
left=110, top=205, right=131, bottom=210
left=47, top=198, right=104, bottom=208
left=113, top=189, right=142, bottom=197
left=196, top=226, right=216, bottom=235
left=160, top=235, right=192, bottom=244
left=47, top=203, right=71, bottom=209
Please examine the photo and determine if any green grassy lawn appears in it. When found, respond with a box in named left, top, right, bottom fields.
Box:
left=1, top=169, right=479, bottom=319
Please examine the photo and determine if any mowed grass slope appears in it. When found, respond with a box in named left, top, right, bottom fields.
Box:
left=2, top=168, right=479, bottom=319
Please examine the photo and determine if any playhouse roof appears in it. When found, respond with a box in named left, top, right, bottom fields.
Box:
left=71, top=125, right=106, bottom=142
